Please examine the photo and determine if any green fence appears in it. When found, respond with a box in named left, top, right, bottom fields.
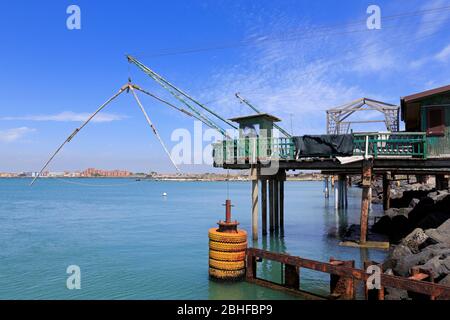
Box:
left=213, top=137, right=295, bottom=165
left=213, top=132, right=427, bottom=166
left=352, top=132, right=427, bottom=158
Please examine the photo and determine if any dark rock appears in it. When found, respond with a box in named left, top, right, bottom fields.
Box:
left=391, top=215, right=409, bottom=242
left=385, top=208, right=400, bottom=218
left=391, top=190, right=434, bottom=208
left=439, top=274, right=450, bottom=287
left=406, top=197, right=435, bottom=228
left=418, top=237, right=439, bottom=250
left=399, top=207, right=412, bottom=217
left=394, top=244, right=450, bottom=276
left=421, top=255, right=450, bottom=278
left=434, top=195, right=450, bottom=212
left=425, top=219, right=450, bottom=246
left=390, top=244, right=413, bottom=260
left=416, top=212, right=450, bottom=230
left=430, top=190, right=450, bottom=203
left=371, top=215, right=392, bottom=235
left=385, top=287, right=409, bottom=300
left=409, top=198, right=420, bottom=208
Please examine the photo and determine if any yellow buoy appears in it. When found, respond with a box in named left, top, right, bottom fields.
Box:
left=208, top=199, right=247, bottom=281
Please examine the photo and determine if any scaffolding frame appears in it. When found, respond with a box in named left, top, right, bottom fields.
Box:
left=326, top=98, right=400, bottom=134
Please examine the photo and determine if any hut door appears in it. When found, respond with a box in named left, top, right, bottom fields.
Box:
left=426, top=107, right=445, bottom=136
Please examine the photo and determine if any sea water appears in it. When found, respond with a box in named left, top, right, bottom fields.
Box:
left=0, top=178, right=387, bottom=299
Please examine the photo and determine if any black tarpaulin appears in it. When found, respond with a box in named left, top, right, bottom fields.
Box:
left=294, top=134, right=354, bottom=158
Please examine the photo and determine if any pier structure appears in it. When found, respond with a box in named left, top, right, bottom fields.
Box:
left=245, top=248, right=450, bottom=300
left=213, top=84, right=450, bottom=245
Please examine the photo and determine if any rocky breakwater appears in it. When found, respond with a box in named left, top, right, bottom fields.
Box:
left=372, top=186, right=450, bottom=299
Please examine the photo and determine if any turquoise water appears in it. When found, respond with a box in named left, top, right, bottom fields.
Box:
left=0, top=178, right=386, bottom=299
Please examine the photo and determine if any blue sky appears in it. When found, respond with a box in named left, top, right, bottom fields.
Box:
left=1, top=0, right=450, bottom=173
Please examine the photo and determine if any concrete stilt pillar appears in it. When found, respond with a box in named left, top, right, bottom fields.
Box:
left=336, top=174, right=347, bottom=209
left=382, top=173, right=391, bottom=211
left=261, top=179, right=268, bottom=236
left=279, top=170, right=286, bottom=236
left=269, top=178, right=275, bottom=234
left=360, top=160, right=373, bottom=244
left=324, top=176, right=330, bottom=198
left=274, top=178, right=279, bottom=233
left=251, top=167, right=259, bottom=241
left=344, top=180, right=348, bottom=208
left=334, top=177, right=339, bottom=209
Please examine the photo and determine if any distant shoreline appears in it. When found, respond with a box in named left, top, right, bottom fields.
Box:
left=0, top=175, right=324, bottom=182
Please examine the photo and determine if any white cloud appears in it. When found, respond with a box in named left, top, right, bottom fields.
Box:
left=416, top=0, right=450, bottom=38
left=0, top=111, right=127, bottom=123
left=198, top=38, right=366, bottom=134
left=0, top=127, right=36, bottom=142
left=435, top=44, right=450, bottom=62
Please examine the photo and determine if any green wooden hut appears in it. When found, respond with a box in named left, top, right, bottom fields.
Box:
left=401, top=84, right=450, bottom=157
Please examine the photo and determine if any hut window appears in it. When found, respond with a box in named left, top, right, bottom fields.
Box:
left=426, top=108, right=445, bottom=136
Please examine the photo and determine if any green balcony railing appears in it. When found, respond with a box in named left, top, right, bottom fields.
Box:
left=213, top=137, right=295, bottom=166
left=213, top=132, right=427, bottom=166
left=352, top=132, right=427, bottom=158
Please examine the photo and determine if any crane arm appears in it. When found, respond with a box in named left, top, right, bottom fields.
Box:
left=127, top=55, right=235, bottom=138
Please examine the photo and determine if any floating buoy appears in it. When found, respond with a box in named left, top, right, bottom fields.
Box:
left=208, top=199, right=247, bottom=281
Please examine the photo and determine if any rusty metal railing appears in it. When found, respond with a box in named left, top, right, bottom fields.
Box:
left=246, top=248, right=450, bottom=300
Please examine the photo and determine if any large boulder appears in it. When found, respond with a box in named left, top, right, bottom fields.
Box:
left=390, top=215, right=410, bottom=242
left=399, top=207, right=413, bottom=217
left=409, top=198, right=420, bottom=208
left=434, top=195, right=450, bottom=212
left=421, top=255, right=450, bottom=278
left=429, top=190, right=450, bottom=203
left=383, top=244, right=413, bottom=270
left=416, top=212, right=450, bottom=230
left=407, top=197, right=435, bottom=228
left=390, top=244, right=413, bottom=260
left=394, top=244, right=450, bottom=276
left=439, top=274, right=450, bottom=287
left=372, top=215, right=392, bottom=235
left=385, top=208, right=400, bottom=218
left=425, top=219, right=450, bottom=246
left=401, top=228, right=429, bottom=253
left=391, top=189, right=434, bottom=208
left=384, top=287, right=409, bottom=300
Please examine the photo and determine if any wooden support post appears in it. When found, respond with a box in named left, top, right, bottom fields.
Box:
left=284, top=264, right=299, bottom=290
left=274, top=178, right=279, bottom=233
left=245, top=250, right=257, bottom=281
left=279, top=170, right=285, bottom=236
left=330, top=259, right=355, bottom=299
left=261, top=179, right=267, bottom=236
left=269, top=178, right=275, bottom=234
left=383, top=173, right=391, bottom=211
left=251, top=167, right=259, bottom=241
left=360, top=160, right=373, bottom=244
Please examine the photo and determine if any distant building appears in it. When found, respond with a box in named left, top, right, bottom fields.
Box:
left=81, top=168, right=132, bottom=177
